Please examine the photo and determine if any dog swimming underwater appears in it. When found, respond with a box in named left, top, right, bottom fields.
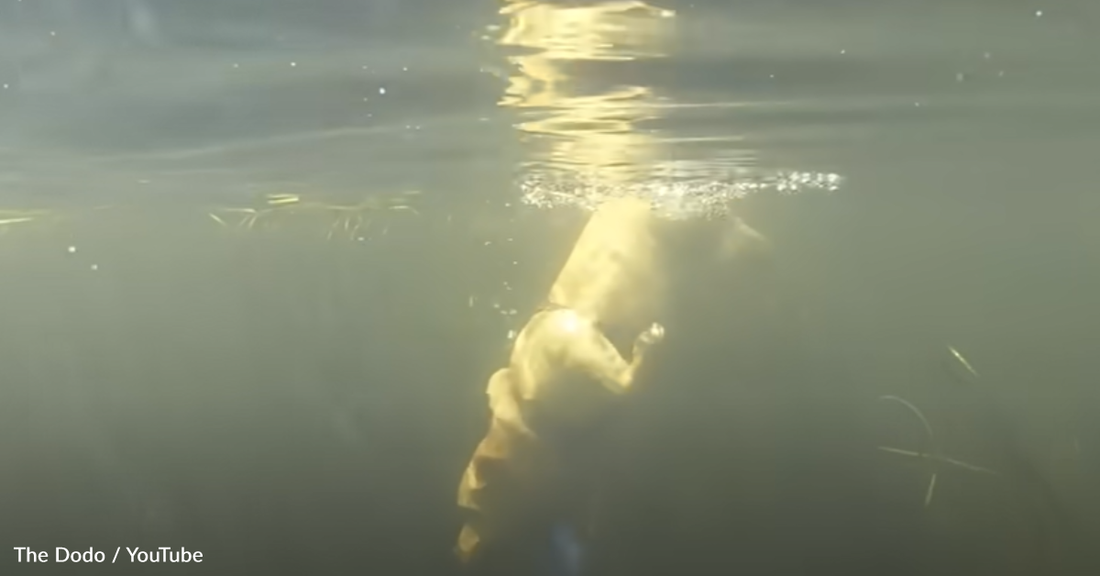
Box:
left=453, top=198, right=775, bottom=574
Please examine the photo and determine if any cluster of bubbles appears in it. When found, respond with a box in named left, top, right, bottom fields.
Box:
left=517, top=169, right=843, bottom=219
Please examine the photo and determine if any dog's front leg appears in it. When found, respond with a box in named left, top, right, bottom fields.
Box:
left=564, top=319, right=665, bottom=395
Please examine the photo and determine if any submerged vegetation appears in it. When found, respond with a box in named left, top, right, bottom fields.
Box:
left=876, top=345, right=1091, bottom=573
left=208, top=190, right=421, bottom=240
left=0, top=189, right=422, bottom=242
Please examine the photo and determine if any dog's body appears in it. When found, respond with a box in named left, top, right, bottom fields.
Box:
left=454, top=198, right=771, bottom=567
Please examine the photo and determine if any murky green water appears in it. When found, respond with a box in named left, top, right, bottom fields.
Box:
left=0, top=1, right=1096, bottom=575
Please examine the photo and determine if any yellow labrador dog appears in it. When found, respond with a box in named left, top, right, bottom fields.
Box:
left=454, top=197, right=770, bottom=566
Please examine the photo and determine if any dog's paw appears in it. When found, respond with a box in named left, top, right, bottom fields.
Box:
left=637, top=322, right=665, bottom=347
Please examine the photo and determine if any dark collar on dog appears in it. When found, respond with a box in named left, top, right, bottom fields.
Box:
left=535, top=300, right=599, bottom=328
left=535, top=300, right=569, bottom=314
left=533, top=300, right=614, bottom=336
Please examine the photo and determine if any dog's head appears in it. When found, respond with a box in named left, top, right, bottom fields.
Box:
left=547, top=197, right=666, bottom=334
